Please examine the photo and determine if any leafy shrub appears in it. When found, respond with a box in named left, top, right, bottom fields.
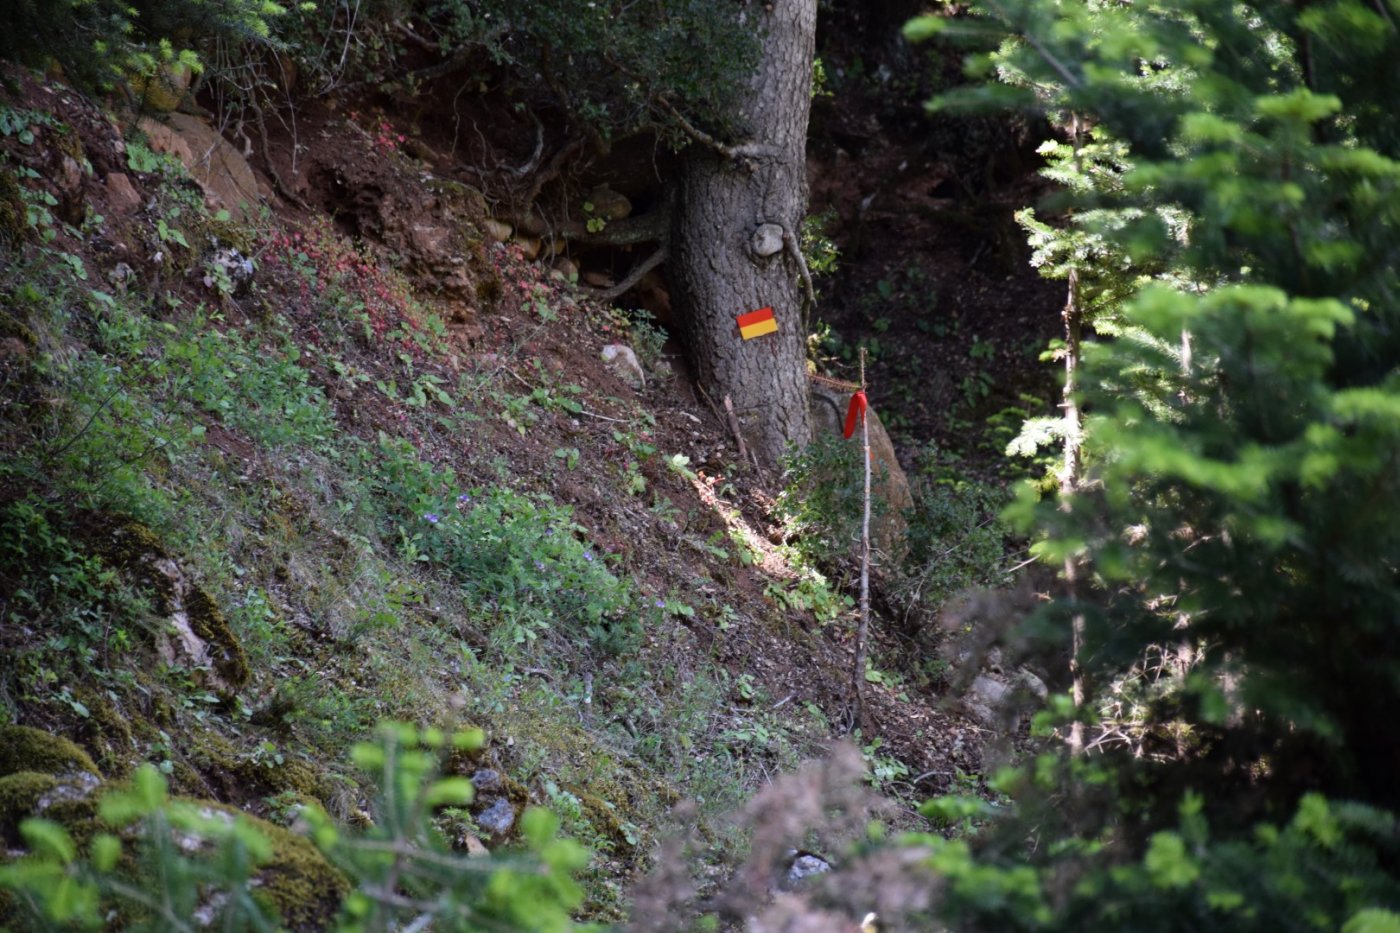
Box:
left=428, top=0, right=760, bottom=145
left=367, top=434, right=638, bottom=654
left=777, top=431, right=870, bottom=568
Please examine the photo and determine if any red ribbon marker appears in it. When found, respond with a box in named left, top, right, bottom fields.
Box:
left=843, top=390, right=868, bottom=439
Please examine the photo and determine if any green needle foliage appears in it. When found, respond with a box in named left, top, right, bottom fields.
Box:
left=0, top=0, right=292, bottom=89
left=427, top=0, right=759, bottom=147
left=901, top=1, right=1400, bottom=927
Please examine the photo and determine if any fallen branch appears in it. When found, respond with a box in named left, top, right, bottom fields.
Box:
left=586, top=245, right=668, bottom=302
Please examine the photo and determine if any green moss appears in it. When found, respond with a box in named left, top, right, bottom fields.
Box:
left=0, top=167, right=26, bottom=245
left=575, top=790, right=638, bottom=856
left=81, top=511, right=177, bottom=612
left=73, top=689, right=136, bottom=778
left=185, top=732, right=329, bottom=809
left=0, top=772, right=58, bottom=843
left=198, top=802, right=349, bottom=931
left=0, top=725, right=101, bottom=778
left=186, top=585, right=250, bottom=689
left=0, top=771, right=101, bottom=848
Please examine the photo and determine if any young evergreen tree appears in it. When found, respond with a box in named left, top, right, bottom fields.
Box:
left=893, top=2, right=1400, bottom=926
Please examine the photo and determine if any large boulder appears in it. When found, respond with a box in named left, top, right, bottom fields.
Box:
left=138, top=113, right=262, bottom=220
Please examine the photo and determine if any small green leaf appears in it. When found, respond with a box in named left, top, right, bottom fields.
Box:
left=91, top=833, right=122, bottom=872
left=425, top=777, right=475, bottom=807
left=903, top=14, right=945, bottom=42
left=20, top=819, right=76, bottom=863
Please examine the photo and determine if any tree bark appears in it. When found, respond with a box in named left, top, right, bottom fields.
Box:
left=1062, top=266, right=1086, bottom=756
left=670, top=0, right=816, bottom=468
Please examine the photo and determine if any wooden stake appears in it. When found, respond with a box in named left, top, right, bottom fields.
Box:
left=849, top=348, right=873, bottom=733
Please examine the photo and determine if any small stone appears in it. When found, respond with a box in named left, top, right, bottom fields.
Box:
left=587, top=185, right=632, bottom=221
left=601, top=343, right=645, bottom=389
left=512, top=235, right=542, bottom=260
left=56, top=156, right=85, bottom=196
left=750, top=222, right=785, bottom=258
left=552, top=256, right=579, bottom=279
left=104, top=173, right=142, bottom=215
left=475, top=796, right=515, bottom=838
left=781, top=850, right=832, bottom=890
left=470, top=769, right=502, bottom=793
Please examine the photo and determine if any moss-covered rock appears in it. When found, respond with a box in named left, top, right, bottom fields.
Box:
left=185, top=584, right=250, bottom=689
left=78, top=511, right=250, bottom=690
left=73, top=688, right=136, bottom=778
left=0, top=167, right=26, bottom=245
left=0, top=725, right=101, bottom=778
left=575, top=790, right=638, bottom=857
left=196, top=802, right=349, bottom=931
left=184, top=731, right=330, bottom=810
left=0, top=770, right=102, bottom=847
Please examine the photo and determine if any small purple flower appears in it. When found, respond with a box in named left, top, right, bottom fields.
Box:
left=457, top=493, right=471, bottom=504
left=535, top=561, right=545, bottom=571
left=423, top=513, right=440, bottom=523
left=583, top=551, right=593, bottom=561
left=655, top=599, right=665, bottom=609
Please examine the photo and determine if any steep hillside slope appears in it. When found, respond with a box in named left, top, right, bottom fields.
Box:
left=0, top=65, right=1001, bottom=925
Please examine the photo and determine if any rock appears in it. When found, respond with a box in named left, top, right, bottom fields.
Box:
left=137, top=116, right=192, bottom=166
left=409, top=221, right=451, bottom=258
left=582, top=271, right=614, bottom=288
left=0, top=771, right=102, bottom=848
left=470, top=768, right=502, bottom=794
left=203, top=247, right=255, bottom=295
left=104, top=173, right=142, bottom=215
left=201, top=802, right=349, bottom=929
left=808, top=378, right=913, bottom=560
left=56, top=155, right=85, bottom=197
left=970, top=674, right=1011, bottom=710
left=1014, top=667, right=1049, bottom=702
left=552, top=255, right=579, bottom=279
left=587, top=185, right=632, bottom=221
left=153, top=556, right=249, bottom=691
left=780, top=850, right=832, bottom=890
left=475, top=796, right=516, bottom=838
left=138, top=114, right=261, bottom=220
left=482, top=218, right=513, bottom=242
left=601, top=343, right=646, bottom=389
left=512, top=235, right=542, bottom=260
left=750, top=222, right=785, bottom=258
left=131, top=61, right=193, bottom=113
left=0, top=725, right=102, bottom=779
left=964, top=669, right=1048, bottom=728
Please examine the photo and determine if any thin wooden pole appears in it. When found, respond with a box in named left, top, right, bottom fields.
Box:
left=850, top=348, right=873, bottom=732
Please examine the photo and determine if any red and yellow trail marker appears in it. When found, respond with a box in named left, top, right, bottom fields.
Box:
left=736, top=306, right=778, bottom=340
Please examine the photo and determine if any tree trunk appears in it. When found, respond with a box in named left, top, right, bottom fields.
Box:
left=1062, top=266, right=1086, bottom=756
left=670, top=0, right=816, bottom=468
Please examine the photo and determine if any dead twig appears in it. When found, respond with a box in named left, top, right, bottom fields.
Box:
left=586, top=244, right=668, bottom=302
